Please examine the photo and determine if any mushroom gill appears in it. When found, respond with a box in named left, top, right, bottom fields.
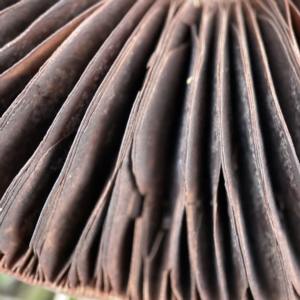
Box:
left=0, top=0, right=300, bottom=299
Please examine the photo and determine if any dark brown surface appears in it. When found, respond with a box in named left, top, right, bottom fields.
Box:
left=0, top=0, right=300, bottom=299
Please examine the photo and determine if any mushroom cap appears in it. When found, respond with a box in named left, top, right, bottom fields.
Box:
left=0, top=0, right=300, bottom=299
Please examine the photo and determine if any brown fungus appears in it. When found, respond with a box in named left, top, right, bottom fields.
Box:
left=0, top=0, right=300, bottom=299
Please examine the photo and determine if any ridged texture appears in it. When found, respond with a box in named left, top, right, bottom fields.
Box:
left=0, top=0, right=300, bottom=299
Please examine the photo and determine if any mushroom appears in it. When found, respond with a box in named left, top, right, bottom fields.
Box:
left=0, top=0, right=300, bottom=299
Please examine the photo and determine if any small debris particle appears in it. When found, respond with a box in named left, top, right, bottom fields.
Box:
left=187, top=76, right=193, bottom=85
